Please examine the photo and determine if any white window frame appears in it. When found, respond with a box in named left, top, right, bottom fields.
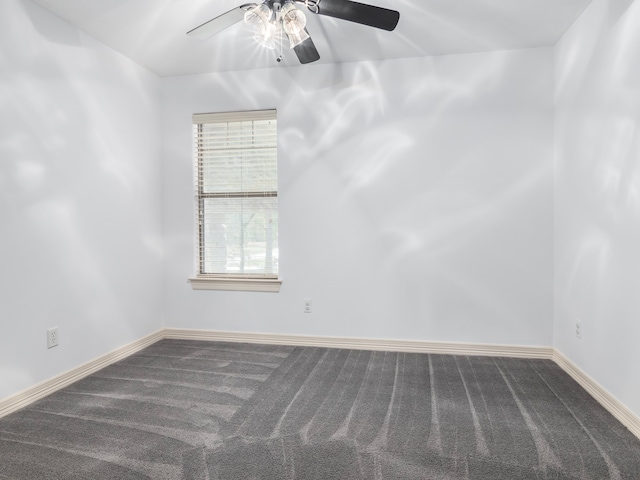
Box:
left=188, top=109, right=281, bottom=293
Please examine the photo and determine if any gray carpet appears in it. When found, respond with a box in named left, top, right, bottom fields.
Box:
left=1, top=339, right=639, bottom=479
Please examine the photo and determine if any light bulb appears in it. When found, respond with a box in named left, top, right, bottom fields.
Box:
left=280, top=3, right=306, bottom=36
left=254, top=23, right=277, bottom=49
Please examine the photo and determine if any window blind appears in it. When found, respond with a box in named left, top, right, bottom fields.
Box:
left=193, top=110, right=278, bottom=278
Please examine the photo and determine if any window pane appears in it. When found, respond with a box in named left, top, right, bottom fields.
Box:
left=198, top=120, right=277, bottom=194
left=201, top=197, right=278, bottom=275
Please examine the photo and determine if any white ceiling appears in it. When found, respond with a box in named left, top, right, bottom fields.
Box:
left=32, top=0, right=593, bottom=77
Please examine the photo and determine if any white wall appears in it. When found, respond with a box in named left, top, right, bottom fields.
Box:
left=0, top=0, right=163, bottom=400
left=162, top=48, right=554, bottom=346
left=555, top=0, right=640, bottom=417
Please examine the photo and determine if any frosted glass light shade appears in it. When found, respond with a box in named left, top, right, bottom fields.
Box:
left=244, top=4, right=272, bottom=32
left=281, top=3, right=306, bottom=35
left=245, top=4, right=276, bottom=49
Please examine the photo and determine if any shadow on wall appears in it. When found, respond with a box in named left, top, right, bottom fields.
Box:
left=553, top=0, right=640, bottom=419
left=172, top=47, right=554, bottom=341
left=555, top=0, right=640, bottom=327
left=0, top=0, right=163, bottom=399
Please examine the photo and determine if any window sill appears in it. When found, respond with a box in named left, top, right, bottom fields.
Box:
left=188, top=277, right=282, bottom=293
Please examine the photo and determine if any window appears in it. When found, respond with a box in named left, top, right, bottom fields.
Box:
left=189, top=110, right=280, bottom=292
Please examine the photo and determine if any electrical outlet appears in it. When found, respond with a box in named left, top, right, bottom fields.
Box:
left=47, top=327, right=59, bottom=349
left=575, top=321, right=582, bottom=339
left=304, top=298, right=312, bottom=314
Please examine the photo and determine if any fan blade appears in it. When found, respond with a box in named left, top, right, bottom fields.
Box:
left=309, top=0, right=399, bottom=31
left=187, top=4, right=255, bottom=39
left=292, top=29, right=321, bottom=64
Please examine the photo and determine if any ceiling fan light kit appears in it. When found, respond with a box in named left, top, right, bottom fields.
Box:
left=187, top=0, right=400, bottom=65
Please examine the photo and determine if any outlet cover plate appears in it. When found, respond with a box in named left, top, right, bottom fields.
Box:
left=47, top=327, right=59, bottom=349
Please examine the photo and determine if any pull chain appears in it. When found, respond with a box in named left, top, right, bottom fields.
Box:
left=277, top=6, right=284, bottom=62
left=277, top=29, right=284, bottom=62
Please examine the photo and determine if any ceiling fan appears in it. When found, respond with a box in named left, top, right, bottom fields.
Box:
left=187, top=0, right=400, bottom=65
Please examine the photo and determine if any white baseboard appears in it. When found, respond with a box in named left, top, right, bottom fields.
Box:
left=0, top=329, right=164, bottom=419
left=2, top=327, right=638, bottom=442
left=164, top=328, right=554, bottom=359
left=553, top=350, right=640, bottom=440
